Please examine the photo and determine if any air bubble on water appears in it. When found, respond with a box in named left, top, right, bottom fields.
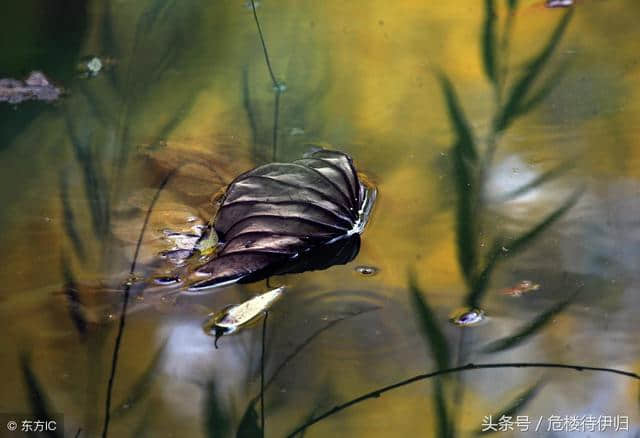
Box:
left=449, top=307, right=486, bottom=327
left=355, top=265, right=379, bottom=276
left=87, top=57, right=103, bottom=74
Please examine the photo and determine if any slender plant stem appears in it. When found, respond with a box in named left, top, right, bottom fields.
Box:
left=272, top=89, right=281, bottom=161
left=250, top=0, right=278, bottom=88
left=249, top=0, right=282, bottom=162
left=261, top=311, right=269, bottom=437
left=285, top=362, right=640, bottom=437
left=101, top=169, right=177, bottom=438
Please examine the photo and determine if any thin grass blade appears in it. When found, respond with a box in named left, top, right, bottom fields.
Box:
left=476, top=380, right=543, bottom=435
left=482, top=0, right=498, bottom=86
left=204, top=381, right=232, bottom=438
left=482, top=287, right=582, bottom=353
left=60, top=172, right=86, bottom=259
left=514, top=60, right=571, bottom=117
left=62, top=256, right=88, bottom=337
left=494, top=9, right=573, bottom=132
left=496, top=160, right=573, bottom=202
left=434, top=379, right=455, bottom=438
left=236, top=403, right=262, bottom=438
left=111, top=341, right=168, bottom=417
left=409, top=272, right=450, bottom=370
left=438, top=73, right=478, bottom=284
left=502, top=188, right=582, bottom=256
left=466, top=239, right=505, bottom=308
left=19, top=353, right=63, bottom=438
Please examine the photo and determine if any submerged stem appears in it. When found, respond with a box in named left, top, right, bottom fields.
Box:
left=285, top=362, right=640, bottom=437
left=272, top=88, right=281, bottom=161
left=101, top=169, right=177, bottom=438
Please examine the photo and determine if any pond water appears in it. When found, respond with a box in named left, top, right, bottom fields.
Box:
left=1, top=1, right=639, bottom=437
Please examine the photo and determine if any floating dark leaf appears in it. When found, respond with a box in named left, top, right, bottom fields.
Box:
left=0, top=71, right=62, bottom=104
left=188, top=150, right=376, bottom=290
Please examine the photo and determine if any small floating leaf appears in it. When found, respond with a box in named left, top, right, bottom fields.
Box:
left=482, top=287, right=582, bottom=353
left=189, top=150, right=376, bottom=291
left=195, top=224, right=220, bottom=256
left=0, top=71, right=62, bottom=103
left=203, top=287, right=284, bottom=347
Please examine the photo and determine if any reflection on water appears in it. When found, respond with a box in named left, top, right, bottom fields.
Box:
left=1, top=0, right=639, bottom=437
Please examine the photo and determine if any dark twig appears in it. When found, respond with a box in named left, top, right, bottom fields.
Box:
left=249, top=0, right=282, bottom=162
left=285, top=362, right=640, bottom=437
left=272, top=88, right=281, bottom=161
left=249, top=0, right=278, bottom=88
left=101, top=169, right=178, bottom=438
